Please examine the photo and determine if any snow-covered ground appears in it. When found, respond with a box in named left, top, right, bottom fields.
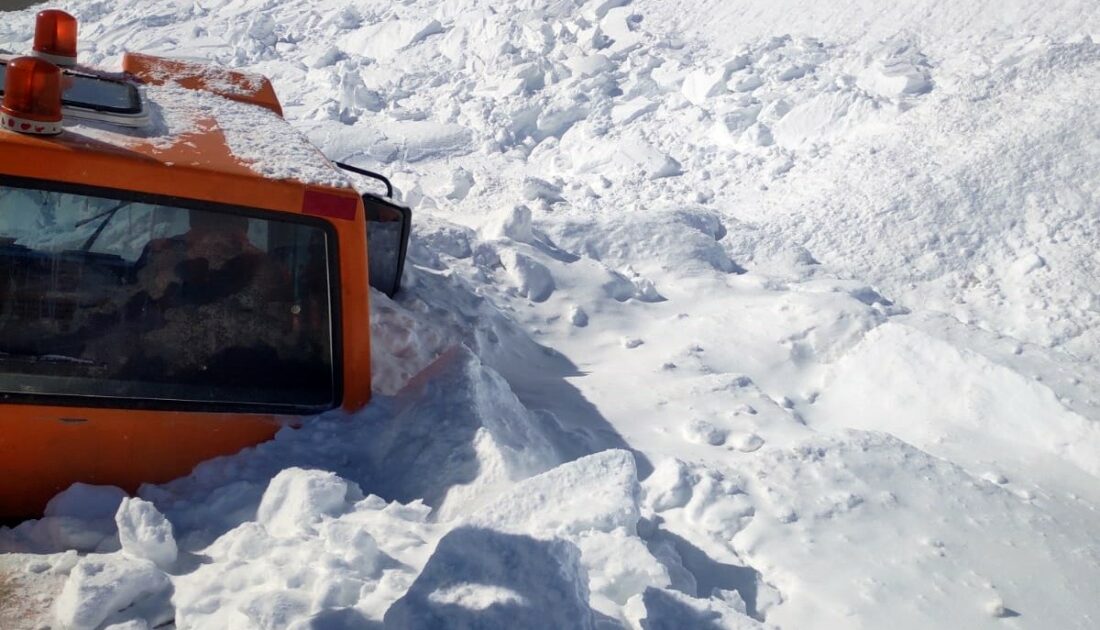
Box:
left=3, top=0, right=1100, bottom=628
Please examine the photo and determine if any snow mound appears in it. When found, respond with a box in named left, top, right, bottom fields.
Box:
left=1, top=485, right=127, bottom=554
left=811, top=321, right=1100, bottom=478
left=369, top=346, right=565, bottom=519
left=546, top=207, right=743, bottom=276
left=705, top=432, right=1099, bottom=628
left=384, top=527, right=596, bottom=630
left=46, top=485, right=128, bottom=521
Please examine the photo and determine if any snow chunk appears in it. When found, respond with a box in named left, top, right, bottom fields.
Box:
left=612, top=96, right=658, bottom=125
left=500, top=249, right=556, bottom=302
left=536, top=100, right=590, bottom=140
left=731, top=73, right=764, bottom=92
left=485, top=204, right=535, bottom=243
left=578, top=531, right=671, bottom=605
left=564, top=53, right=612, bottom=77
left=772, top=91, right=877, bottom=148
left=381, top=120, right=476, bottom=163
left=54, top=555, right=172, bottom=630
left=522, top=177, right=566, bottom=204
left=857, top=38, right=933, bottom=98
left=256, top=468, right=361, bottom=538
left=559, top=127, right=681, bottom=180
left=384, top=527, right=597, bottom=629
left=468, top=450, right=641, bottom=538
left=601, top=7, right=644, bottom=53
left=340, top=19, right=444, bottom=60
left=682, top=67, right=729, bottom=105
left=115, top=498, right=177, bottom=570
left=546, top=207, right=742, bottom=277
left=619, top=134, right=683, bottom=180
left=743, top=122, right=775, bottom=147
left=583, top=0, right=631, bottom=20
left=644, top=459, right=697, bottom=512
left=1011, top=252, right=1046, bottom=275
left=569, top=304, right=590, bottom=327
left=173, top=496, right=413, bottom=629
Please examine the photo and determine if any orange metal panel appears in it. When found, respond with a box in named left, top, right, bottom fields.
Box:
left=123, top=52, right=284, bottom=117
left=0, top=407, right=281, bottom=518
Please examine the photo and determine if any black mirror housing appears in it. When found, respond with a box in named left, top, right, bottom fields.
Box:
left=363, top=194, right=411, bottom=298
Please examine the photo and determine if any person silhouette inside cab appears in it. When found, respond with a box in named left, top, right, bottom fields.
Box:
left=121, top=211, right=293, bottom=386
left=135, top=212, right=277, bottom=305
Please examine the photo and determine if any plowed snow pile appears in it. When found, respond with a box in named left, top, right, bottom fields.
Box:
left=2, top=1, right=1100, bottom=629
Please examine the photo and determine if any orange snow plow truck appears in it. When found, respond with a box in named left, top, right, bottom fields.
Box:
left=0, top=11, right=411, bottom=520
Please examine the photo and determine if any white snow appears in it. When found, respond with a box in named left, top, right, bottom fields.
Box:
left=53, top=555, right=172, bottom=630
left=2, top=0, right=1100, bottom=628
left=255, top=468, right=362, bottom=538
left=114, top=499, right=177, bottom=571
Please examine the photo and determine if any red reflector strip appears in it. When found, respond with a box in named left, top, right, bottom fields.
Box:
left=302, top=190, right=357, bottom=220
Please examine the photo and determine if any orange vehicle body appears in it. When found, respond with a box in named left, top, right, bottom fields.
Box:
left=0, top=53, right=373, bottom=519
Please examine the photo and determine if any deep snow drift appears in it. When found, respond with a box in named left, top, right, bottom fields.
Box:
left=2, top=0, right=1100, bottom=628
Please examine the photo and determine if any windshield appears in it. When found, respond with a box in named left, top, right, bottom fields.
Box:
left=0, top=182, right=337, bottom=411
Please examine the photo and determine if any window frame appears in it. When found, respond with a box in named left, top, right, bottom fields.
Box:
left=0, top=59, right=145, bottom=115
left=0, top=174, right=345, bottom=415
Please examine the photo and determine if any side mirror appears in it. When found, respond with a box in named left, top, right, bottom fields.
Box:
left=330, top=161, right=411, bottom=298
left=363, top=195, right=411, bottom=298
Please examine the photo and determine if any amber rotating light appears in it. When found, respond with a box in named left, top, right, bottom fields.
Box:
left=1, top=57, right=64, bottom=136
left=32, top=9, right=78, bottom=67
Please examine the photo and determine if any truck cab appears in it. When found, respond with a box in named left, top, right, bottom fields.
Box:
left=0, top=10, right=410, bottom=519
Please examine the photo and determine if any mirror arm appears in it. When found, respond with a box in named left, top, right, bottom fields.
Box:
left=333, top=161, right=394, bottom=199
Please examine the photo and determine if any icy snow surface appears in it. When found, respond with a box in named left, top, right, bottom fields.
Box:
left=2, top=0, right=1100, bottom=628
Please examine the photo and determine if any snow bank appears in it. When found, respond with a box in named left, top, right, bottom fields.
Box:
left=726, top=432, right=1100, bottom=629
left=2, top=0, right=1100, bottom=628
left=810, top=321, right=1100, bottom=478
left=641, top=0, right=1100, bottom=54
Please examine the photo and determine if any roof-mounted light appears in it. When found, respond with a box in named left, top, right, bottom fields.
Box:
left=1, top=56, right=63, bottom=136
left=33, top=10, right=78, bottom=68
